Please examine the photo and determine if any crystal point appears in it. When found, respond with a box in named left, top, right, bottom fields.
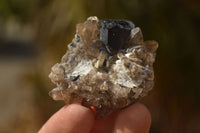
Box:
left=99, top=19, right=135, bottom=55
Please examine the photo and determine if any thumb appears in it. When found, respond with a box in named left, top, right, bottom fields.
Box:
left=38, top=104, right=95, bottom=133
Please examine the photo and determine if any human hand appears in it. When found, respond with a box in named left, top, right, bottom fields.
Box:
left=38, top=102, right=151, bottom=133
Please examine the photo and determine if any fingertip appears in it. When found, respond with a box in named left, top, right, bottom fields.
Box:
left=65, top=104, right=95, bottom=127
left=39, top=104, right=95, bottom=133
left=131, top=103, right=152, bottom=128
left=136, top=103, right=152, bottom=131
left=114, top=102, right=151, bottom=133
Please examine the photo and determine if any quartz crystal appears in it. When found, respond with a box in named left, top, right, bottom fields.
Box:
left=49, top=16, right=158, bottom=119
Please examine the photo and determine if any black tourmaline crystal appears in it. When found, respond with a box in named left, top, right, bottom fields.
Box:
left=99, top=19, right=135, bottom=55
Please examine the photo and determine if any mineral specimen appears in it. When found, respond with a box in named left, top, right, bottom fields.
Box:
left=49, top=16, right=158, bottom=119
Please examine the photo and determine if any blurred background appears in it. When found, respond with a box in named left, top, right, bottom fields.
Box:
left=0, top=0, right=200, bottom=132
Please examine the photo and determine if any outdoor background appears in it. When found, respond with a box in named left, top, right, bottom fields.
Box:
left=0, top=0, right=200, bottom=132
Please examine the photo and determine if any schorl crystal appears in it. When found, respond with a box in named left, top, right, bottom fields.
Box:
left=99, top=19, right=134, bottom=55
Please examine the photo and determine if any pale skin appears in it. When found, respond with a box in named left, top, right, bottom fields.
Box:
left=39, top=102, right=151, bottom=133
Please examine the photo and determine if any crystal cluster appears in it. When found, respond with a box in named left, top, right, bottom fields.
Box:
left=49, top=16, right=158, bottom=119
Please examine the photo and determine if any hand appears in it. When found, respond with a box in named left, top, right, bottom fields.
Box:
left=39, top=102, right=151, bottom=133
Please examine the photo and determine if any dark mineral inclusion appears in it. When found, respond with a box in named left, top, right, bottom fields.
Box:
left=99, top=19, right=135, bottom=55
left=49, top=16, right=158, bottom=119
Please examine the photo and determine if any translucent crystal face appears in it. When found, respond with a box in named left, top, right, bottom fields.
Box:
left=49, top=16, right=158, bottom=119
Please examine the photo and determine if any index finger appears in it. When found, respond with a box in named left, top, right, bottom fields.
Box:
left=113, top=103, right=151, bottom=133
